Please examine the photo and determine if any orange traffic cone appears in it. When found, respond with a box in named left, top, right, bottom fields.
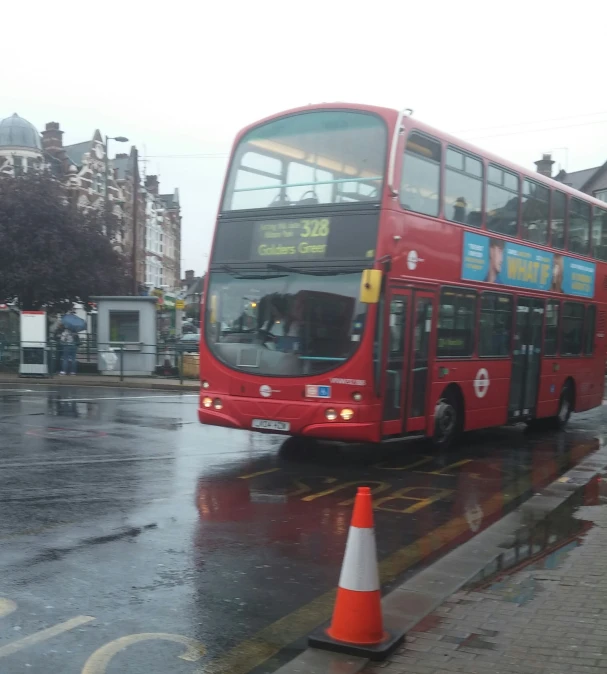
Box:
left=309, top=486, right=404, bottom=660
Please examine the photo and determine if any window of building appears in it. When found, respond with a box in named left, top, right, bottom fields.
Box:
left=595, top=189, right=607, bottom=203
left=437, top=287, right=476, bottom=357
left=592, top=207, right=607, bottom=261
left=583, top=305, right=596, bottom=355
left=521, top=179, right=549, bottom=244
left=444, top=147, right=483, bottom=227
left=544, top=300, right=559, bottom=356
left=478, top=292, right=512, bottom=356
left=13, top=156, right=23, bottom=176
left=561, top=302, right=584, bottom=355
left=568, top=198, right=591, bottom=255
left=486, top=164, right=519, bottom=236
left=109, top=311, right=140, bottom=342
left=400, top=132, right=441, bottom=217
left=551, top=191, right=566, bottom=249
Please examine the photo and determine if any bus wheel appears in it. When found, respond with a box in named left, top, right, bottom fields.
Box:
left=432, top=391, right=460, bottom=450
left=552, top=382, right=573, bottom=430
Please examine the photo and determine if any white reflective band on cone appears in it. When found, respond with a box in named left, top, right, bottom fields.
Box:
left=337, top=525, right=380, bottom=592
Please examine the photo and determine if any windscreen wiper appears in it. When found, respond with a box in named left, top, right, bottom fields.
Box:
left=219, top=264, right=288, bottom=280
left=266, top=263, right=362, bottom=276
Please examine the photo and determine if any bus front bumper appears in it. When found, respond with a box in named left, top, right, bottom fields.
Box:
left=198, top=403, right=379, bottom=443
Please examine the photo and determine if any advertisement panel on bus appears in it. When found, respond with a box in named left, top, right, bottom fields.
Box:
left=461, top=231, right=596, bottom=298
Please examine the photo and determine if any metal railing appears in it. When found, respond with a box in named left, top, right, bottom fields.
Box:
left=0, top=338, right=200, bottom=382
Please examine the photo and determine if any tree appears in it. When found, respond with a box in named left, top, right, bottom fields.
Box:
left=0, top=172, right=131, bottom=310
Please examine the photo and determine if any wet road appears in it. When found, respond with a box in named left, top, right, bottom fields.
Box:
left=0, top=384, right=604, bottom=674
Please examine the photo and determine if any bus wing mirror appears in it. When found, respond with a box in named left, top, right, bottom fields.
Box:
left=359, top=270, right=382, bottom=304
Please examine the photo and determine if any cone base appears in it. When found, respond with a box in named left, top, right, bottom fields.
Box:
left=308, top=626, right=405, bottom=661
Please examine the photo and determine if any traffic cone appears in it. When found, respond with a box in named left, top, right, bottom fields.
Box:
left=309, top=486, right=404, bottom=660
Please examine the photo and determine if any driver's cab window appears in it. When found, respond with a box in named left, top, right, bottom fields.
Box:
left=400, top=132, right=441, bottom=217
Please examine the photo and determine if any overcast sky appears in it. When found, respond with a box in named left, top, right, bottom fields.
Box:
left=2, top=1, right=607, bottom=276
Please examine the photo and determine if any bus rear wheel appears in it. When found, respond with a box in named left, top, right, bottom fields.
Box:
left=432, top=391, right=461, bottom=450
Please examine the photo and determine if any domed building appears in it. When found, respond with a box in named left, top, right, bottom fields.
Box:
left=0, top=113, right=44, bottom=176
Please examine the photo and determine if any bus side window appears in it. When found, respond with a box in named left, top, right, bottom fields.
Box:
left=583, top=305, right=596, bottom=355
left=444, top=147, right=483, bottom=227
left=487, top=164, right=520, bottom=238
left=522, top=179, right=549, bottom=245
left=437, top=288, right=476, bottom=358
left=400, top=132, right=441, bottom=217
left=561, top=301, right=584, bottom=356
left=592, top=207, right=607, bottom=261
left=544, top=300, right=560, bottom=356
left=551, top=191, right=566, bottom=250
left=479, top=292, right=512, bottom=357
left=568, top=198, right=591, bottom=256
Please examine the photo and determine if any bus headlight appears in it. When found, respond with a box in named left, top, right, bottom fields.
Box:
left=213, top=398, right=223, bottom=410
left=325, top=408, right=338, bottom=421
left=351, top=391, right=362, bottom=402
left=202, top=380, right=210, bottom=389
left=340, top=408, right=354, bottom=421
left=202, top=396, right=213, bottom=408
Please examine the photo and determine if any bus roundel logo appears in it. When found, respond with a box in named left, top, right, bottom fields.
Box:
left=259, top=384, right=272, bottom=398
left=407, top=250, right=419, bottom=270
left=473, top=368, right=490, bottom=398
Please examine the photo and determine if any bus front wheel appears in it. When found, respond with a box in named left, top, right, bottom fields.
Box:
left=432, top=390, right=461, bottom=450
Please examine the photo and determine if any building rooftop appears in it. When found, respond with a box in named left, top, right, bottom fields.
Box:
left=0, top=113, right=42, bottom=150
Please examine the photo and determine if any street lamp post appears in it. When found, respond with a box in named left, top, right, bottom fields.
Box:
left=104, top=135, right=129, bottom=215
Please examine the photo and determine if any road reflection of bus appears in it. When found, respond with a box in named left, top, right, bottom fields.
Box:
left=193, top=434, right=599, bottom=574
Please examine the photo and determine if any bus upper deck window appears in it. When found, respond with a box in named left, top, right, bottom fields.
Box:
left=222, top=111, right=387, bottom=211
left=400, top=132, right=441, bottom=217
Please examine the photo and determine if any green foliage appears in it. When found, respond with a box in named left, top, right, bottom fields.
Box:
left=0, top=172, right=132, bottom=310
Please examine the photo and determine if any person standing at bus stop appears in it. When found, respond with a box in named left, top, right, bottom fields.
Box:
left=59, top=328, right=78, bottom=375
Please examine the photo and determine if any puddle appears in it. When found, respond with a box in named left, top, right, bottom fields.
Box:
left=462, top=477, right=601, bottom=602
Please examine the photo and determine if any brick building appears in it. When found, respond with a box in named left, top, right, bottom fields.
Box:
left=0, top=112, right=182, bottom=293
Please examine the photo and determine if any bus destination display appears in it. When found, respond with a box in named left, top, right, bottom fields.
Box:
left=212, top=211, right=380, bottom=263
left=251, top=218, right=330, bottom=260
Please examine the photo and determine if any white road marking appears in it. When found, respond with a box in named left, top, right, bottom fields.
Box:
left=0, top=615, right=95, bottom=658
left=49, top=394, right=199, bottom=402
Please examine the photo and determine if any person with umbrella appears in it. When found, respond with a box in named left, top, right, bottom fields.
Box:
left=58, top=310, right=85, bottom=376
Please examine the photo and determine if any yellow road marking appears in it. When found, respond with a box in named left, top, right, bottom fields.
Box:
left=237, top=468, right=280, bottom=480
left=0, top=615, right=95, bottom=659
left=0, top=598, right=17, bottom=618
left=417, top=458, right=473, bottom=475
left=81, top=633, right=206, bottom=674
left=195, top=466, right=559, bottom=674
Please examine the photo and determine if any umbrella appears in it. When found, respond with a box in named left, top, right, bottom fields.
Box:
left=61, top=314, right=87, bottom=332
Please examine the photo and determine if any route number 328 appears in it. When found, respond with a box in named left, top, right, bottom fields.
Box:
left=300, top=218, right=330, bottom=238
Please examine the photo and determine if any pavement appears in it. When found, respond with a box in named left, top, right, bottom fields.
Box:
left=365, top=498, right=607, bottom=674
left=0, top=372, right=199, bottom=390
left=0, top=383, right=605, bottom=674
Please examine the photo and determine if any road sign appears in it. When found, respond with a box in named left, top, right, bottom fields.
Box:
left=176, top=300, right=185, bottom=310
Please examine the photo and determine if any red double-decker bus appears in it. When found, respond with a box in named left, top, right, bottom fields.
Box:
left=199, top=103, right=606, bottom=448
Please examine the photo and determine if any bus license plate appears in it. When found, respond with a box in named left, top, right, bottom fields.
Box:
left=252, top=419, right=290, bottom=432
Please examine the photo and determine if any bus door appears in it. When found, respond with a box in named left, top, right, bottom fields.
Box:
left=509, top=297, right=544, bottom=420
left=381, top=289, right=435, bottom=437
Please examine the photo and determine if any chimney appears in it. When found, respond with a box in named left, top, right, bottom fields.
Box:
left=185, top=269, right=194, bottom=283
left=535, top=153, right=554, bottom=178
left=41, top=122, right=64, bottom=153
left=145, top=174, right=159, bottom=195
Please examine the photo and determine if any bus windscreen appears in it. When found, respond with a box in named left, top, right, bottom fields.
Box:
left=222, top=110, right=387, bottom=211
